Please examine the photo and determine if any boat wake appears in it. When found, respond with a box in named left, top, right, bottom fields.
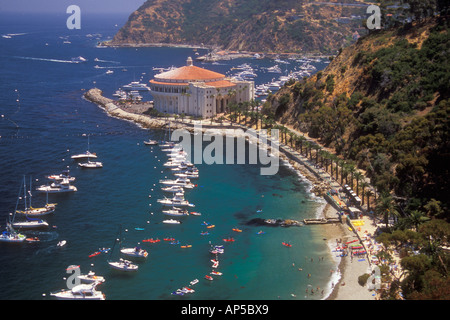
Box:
left=12, top=56, right=80, bottom=64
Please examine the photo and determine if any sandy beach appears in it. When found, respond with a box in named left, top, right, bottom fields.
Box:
left=84, top=88, right=378, bottom=300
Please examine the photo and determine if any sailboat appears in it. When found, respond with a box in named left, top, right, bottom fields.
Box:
left=71, top=135, right=98, bottom=159
left=15, top=176, right=56, bottom=217
left=107, top=226, right=138, bottom=272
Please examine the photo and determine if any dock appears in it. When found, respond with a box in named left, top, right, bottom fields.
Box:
left=303, top=217, right=341, bottom=225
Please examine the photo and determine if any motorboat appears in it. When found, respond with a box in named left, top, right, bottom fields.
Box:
left=0, top=224, right=26, bottom=243
left=47, top=170, right=75, bottom=182
left=162, top=219, right=181, bottom=224
left=77, top=271, right=105, bottom=284
left=175, top=172, right=198, bottom=179
left=190, top=279, right=199, bottom=286
left=122, top=81, right=149, bottom=91
left=71, top=151, right=97, bottom=159
left=50, top=284, right=105, bottom=300
left=144, top=140, right=158, bottom=145
left=108, top=258, right=138, bottom=272
left=120, top=247, right=148, bottom=259
left=161, top=185, right=184, bottom=193
left=78, top=160, right=103, bottom=168
left=71, top=56, right=87, bottom=63
left=159, top=177, right=195, bottom=189
left=157, top=192, right=194, bottom=207
left=162, top=207, right=189, bottom=217
left=36, top=178, right=77, bottom=193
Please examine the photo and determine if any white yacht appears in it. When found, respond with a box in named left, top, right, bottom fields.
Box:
left=162, top=207, right=189, bottom=217
left=120, top=247, right=148, bottom=259
left=159, top=177, right=195, bottom=189
left=36, top=178, right=77, bottom=193
left=12, top=218, right=49, bottom=230
left=161, top=185, right=184, bottom=193
left=78, top=160, right=103, bottom=168
left=47, top=170, right=75, bottom=182
left=108, top=258, right=138, bottom=272
left=71, top=151, right=97, bottom=159
left=162, top=219, right=181, bottom=224
left=50, top=284, right=105, bottom=300
left=77, top=271, right=105, bottom=284
left=122, top=81, right=149, bottom=91
left=157, top=192, right=194, bottom=207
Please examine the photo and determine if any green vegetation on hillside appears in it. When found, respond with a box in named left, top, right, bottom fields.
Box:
left=268, top=12, right=449, bottom=299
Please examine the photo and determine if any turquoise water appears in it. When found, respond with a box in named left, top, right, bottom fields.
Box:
left=0, top=12, right=336, bottom=300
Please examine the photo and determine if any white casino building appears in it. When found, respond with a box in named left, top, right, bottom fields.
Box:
left=149, top=57, right=254, bottom=118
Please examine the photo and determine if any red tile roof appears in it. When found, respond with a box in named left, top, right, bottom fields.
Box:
left=155, top=65, right=225, bottom=82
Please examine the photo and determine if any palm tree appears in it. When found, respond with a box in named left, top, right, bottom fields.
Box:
left=407, top=210, right=430, bottom=231
left=364, top=188, right=374, bottom=211
left=375, top=192, right=400, bottom=229
left=360, top=181, right=369, bottom=206
left=348, top=164, right=356, bottom=190
left=354, top=171, right=363, bottom=196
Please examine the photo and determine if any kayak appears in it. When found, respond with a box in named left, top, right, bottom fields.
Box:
left=89, top=251, right=101, bottom=258
left=143, top=238, right=160, bottom=243
left=223, top=238, right=235, bottom=242
left=282, top=242, right=292, bottom=247
left=232, top=228, right=242, bottom=232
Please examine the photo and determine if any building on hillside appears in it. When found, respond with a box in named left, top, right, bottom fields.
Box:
left=149, top=57, right=254, bottom=118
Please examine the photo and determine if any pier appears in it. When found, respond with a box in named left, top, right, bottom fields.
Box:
left=303, top=217, right=341, bottom=225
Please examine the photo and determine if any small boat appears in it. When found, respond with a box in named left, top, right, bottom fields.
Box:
left=190, top=279, right=199, bottom=286
left=78, top=160, right=103, bottom=168
left=200, top=231, right=209, bottom=236
left=144, top=140, right=158, bottom=145
left=106, top=70, right=114, bottom=74
left=50, top=284, right=105, bottom=300
left=223, top=237, right=235, bottom=242
left=108, top=258, right=139, bottom=272
left=77, top=271, right=105, bottom=284
left=163, top=219, right=181, bottom=224
left=182, top=287, right=195, bottom=294
left=282, top=242, right=292, bottom=247
left=89, top=251, right=101, bottom=258
left=0, top=223, right=26, bottom=243
left=204, top=275, right=213, bottom=281
left=47, top=170, right=75, bottom=182
left=26, top=237, right=40, bottom=242
left=190, top=211, right=201, bottom=216
left=256, top=230, right=266, bottom=235
left=180, top=244, right=192, bottom=248
left=120, top=247, right=148, bottom=258
left=71, top=151, right=97, bottom=159
left=57, top=240, right=67, bottom=247
left=211, top=259, right=219, bottom=268
left=163, top=237, right=175, bottom=242
left=142, top=238, right=160, bottom=243
left=211, top=271, right=222, bottom=276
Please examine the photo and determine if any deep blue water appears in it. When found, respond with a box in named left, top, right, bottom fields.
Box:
left=0, top=12, right=337, bottom=300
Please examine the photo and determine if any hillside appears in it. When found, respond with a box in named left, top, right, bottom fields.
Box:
left=267, top=16, right=449, bottom=211
left=107, top=0, right=369, bottom=54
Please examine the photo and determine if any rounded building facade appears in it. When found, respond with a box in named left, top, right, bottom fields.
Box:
left=149, top=57, right=254, bottom=118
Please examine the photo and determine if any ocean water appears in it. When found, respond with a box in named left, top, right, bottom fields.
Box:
left=0, top=12, right=336, bottom=300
